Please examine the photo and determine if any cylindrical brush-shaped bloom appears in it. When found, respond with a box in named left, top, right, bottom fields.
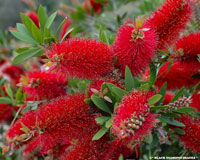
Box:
left=112, top=21, right=157, bottom=76
left=155, top=60, right=200, bottom=90
left=190, top=91, right=200, bottom=111
left=47, top=39, right=114, bottom=79
left=36, top=93, right=90, bottom=129
left=7, top=111, right=37, bottom=139
left=102, top=138, right=137, bottom=160
left=148, top=0, right=192, bottom=49
left=23, top=117, right=97, bottom=157
left=112, top=90, right=157, bottom=143
left=179, top=116, right=200, bottom=153
left=0, top=104, right=12, bottom=123
left=7, top=94, right=91, bottom=149
left=175, top=32, right=200, bottom=58
left=60, top=132, right=110, bottom=160
left=22, top=71, right=68, bottom=100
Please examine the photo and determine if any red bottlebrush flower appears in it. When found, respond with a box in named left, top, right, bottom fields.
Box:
left=179, top=116, right=200, bottom=153
left=60, top=132, right=110, bottom=160
left=190, top=91, right=200, bottom=111
left=24, top=115, right=99, bottom=156
left=155, top=60, right=200, bottom=90
left=36, top=94, right=90, bottom=129
left=87, top=79, right=123, bottom=96
left=24, top=117, right=98, bottom=158
left=163, top=92, right=174, bottom=105
left=7, top=111, right=37, bottom=139
left=25, top=11, right=40, bottom=28
left=22, top=71, right=68, bottom=100
left=2, top=65, right=23, bottom=84
left=112, top=21, right=157, bottom=76
left=103, top=138, right=138, bottom=160
left=175, top=32, right=200, bottom=58
left=59, top=19, right=72, bottom=40
left=47, top=39, right=114, bottom=79
left=0, top=60, right=23, bottom=84
left=148, top=0, right=192, bottom=49
left=8, top=94, right=92, bottom=153
left=0, top=104, right=12, bottom=123
left=112, top=90, right=157, bottom=143
left=83, top=0, right=108, bottom=14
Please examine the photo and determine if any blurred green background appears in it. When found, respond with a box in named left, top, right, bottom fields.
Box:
left=0, top=0, right=164, bottom=30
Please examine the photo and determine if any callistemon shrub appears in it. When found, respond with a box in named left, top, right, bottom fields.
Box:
left=1, top=0, right=200, bottom=159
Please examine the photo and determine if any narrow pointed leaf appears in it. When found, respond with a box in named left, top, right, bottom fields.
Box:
left=38, top=5, right=48, bottom=30
left=125, top=66, right=140, bottom=91
left=158, top=116, right=185, bottom=127
left=148, top=94, right=162, bottom=105
left=12, top=47, right=42, bottom=65
left=0, top=97, right=12, bottom=104
left=158, top=82, right=167, bottom=104
left=45, top=12, right=57, bottom=29
left=91, top=95, right=111, bottom=114
left=92, top=126, right=109, bottom=141
left=171, top=87, right=184, bottom=103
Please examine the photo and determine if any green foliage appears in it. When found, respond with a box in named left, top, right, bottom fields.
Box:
left=91, top=95, right=112, bottom=114
left=148, top=94, right=162, bottom=105
left=0, top=97, right=12, bottom=104
left=159, top=115, right=185, bottom=127
left=92, top=126, right=109, bottom=140
left=125, top=66, right=140, bottom=91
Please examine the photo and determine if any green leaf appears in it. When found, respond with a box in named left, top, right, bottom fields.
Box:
left=20, top=13, right=34, bottom=32
left=158, top=82, right=167, bottom=104
left=16, top=87, right=23, bottom=101
left=32, top=23, right=43, bottom=44
left=84, top=98, right=92, bottom=104
left=174, top=107, right=197, bottom=114
left=38, top=5, right=48, bottom=30
left=12, top=47, right=42, bottom=65
left=10, top=31, right=38, bottom=44
left=174, top=128, right=185, bottom=135
left=56, top=18, right=66, bottom=37
left=118, top=154, right=124, bottom=160
left=21, top=105, right=32, bottom=114
left=16, top=47, right=30, bottom=54
left=145, top=133, right=153, bottom=144
left=95, top=116, right=110, bottom=125
left=92, top=126, right=109, bottom=140
left=150, top=105, right=168, bottom=111
left=91, top=95, right=112, bottom=114
left=16, top=23, right=31, bottom=36
left=0, top=78, right=6, bottom=87
left=125, top=66, right=140, bottom=91
left=112, top=87, right=128, bottom=99
left=45, top=11, right=57, bottom=29
left=158, top=116, right=185, bottom=127
left=60, top=28, right=74, bottom=42
left=148, top=94, right=162, bottom=105
left=5, top=86, right=13, bottom=99
left=162, top=113, right=181, bottom=119
left=44, top=27, right=51, bottom=37
left=105, top=119, right=112, bottom=128
left=0, top=97, right=12, bottom=104
left=149, top=63, right=157, bottom=87
left=171, top=87, right=184, bottom=103
left=198, top=54, right=200, bottom=62
left=99, top=27, right=109, bottom=44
